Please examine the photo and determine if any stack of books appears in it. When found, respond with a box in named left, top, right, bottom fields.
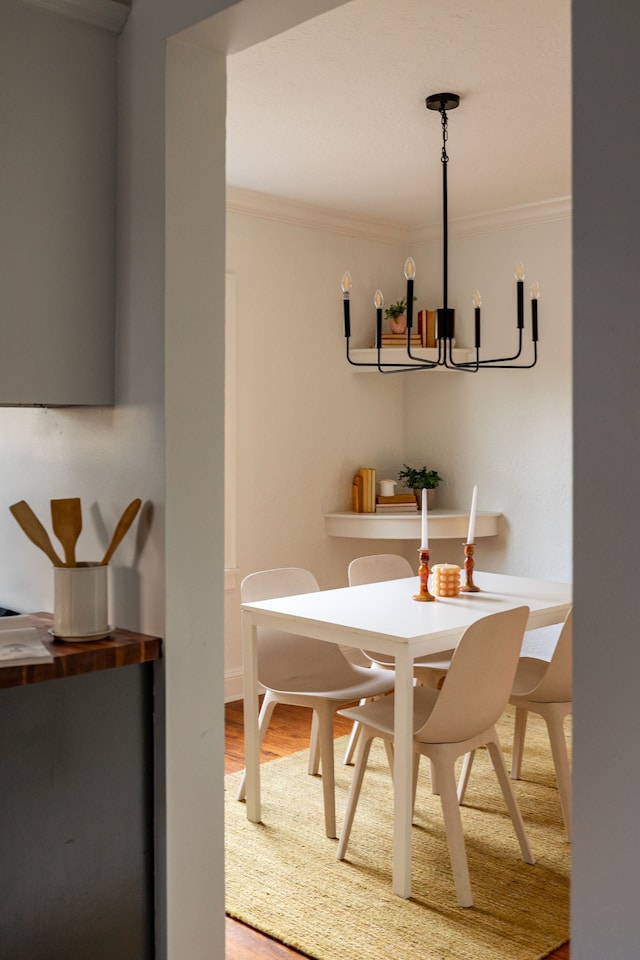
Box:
left=375, top=494, right=418, bottom=513
left=372, top=334, right=422, bottom=348
left=352, top=467, right=376, bottom=513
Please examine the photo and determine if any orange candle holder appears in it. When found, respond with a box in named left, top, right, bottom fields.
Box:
left=413, top=548, right=435, bottom=602
left=460, top=542, right=480, bottom=592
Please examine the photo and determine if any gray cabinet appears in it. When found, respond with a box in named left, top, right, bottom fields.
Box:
left=0, top=1, right=117, bottom=406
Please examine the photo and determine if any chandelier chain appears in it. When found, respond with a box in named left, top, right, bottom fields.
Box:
left=440, top=105, right=449, bottom=165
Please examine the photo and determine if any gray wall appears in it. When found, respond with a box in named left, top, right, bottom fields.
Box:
left=573, top=3, right=640, bottom=957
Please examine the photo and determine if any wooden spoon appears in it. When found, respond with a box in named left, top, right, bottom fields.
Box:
left=51, top=498, right=82, bottom=567
left=101, top=499, right=142, bottom=565
left=9, top=500, right=64, bottom=567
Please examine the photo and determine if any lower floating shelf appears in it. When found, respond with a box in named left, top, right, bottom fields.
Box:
left=324, top=510, right=502, bottom=540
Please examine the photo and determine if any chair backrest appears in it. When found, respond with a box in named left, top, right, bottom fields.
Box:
left=240, top=567, right=351, bottom=692
left=525, top=606, right=572, bottom=703
left=348, top=554, right=413, bottom=586
left=416, top=606, right=530, bottom=744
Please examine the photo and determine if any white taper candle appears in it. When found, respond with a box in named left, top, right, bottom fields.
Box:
left=421, top=488, right=429, bottom=549
left=467, top=485, right=478, bottom=544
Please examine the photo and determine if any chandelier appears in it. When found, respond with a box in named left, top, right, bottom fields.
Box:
left=341, top=93, right=539, bottom=372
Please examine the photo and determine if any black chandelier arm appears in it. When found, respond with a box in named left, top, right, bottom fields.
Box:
left=452, top=328, right=534, bottom=367
left=463, top=341, right=538, bottom=370
left=344, top=338, right=439, bottom=371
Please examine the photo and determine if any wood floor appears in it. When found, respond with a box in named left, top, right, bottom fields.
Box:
left=224, top=699, right=570, bottom=960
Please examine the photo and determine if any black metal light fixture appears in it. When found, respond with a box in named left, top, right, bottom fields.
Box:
left=341, top=93, right=539, bottom=373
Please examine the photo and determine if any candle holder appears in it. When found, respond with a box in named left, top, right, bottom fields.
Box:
left=413, top=548, right=435, bottom=602
left=460, top=543, right=480, bottom=592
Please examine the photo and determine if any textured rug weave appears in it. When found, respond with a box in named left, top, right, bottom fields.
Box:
left=225, top=709, right=570, bottom=960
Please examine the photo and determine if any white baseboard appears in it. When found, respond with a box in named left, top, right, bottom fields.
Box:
left=224, top=667, right=244, bottom=703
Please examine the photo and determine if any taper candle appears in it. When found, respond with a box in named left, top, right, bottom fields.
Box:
left=404, top=258, right=415, bottom=331
left=514, top=262, right=525, bottom=329
left=530, top=281, right=540, bottom=342
left=472, top=290, right=481, bottom=349
left=374, top=289, right=384, bottom=349
left=421, top=487, right=429, bottom=549
left=467, top=485, right=477, bottom=544
left=341, top=272, right=352, bottom=338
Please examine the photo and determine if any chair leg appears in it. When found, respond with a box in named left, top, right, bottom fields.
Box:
left=511, top=706, right=529, bottom=780
left=316, top=706, right=338, bottom=839
left=308, top=710, right=320, bottom=775
left=336, top=728, right=376, bottom=860
left=343, top=699, right=369, bottom=765
left=431, top=755, right=474, bottom=907
left=237, top=692, right=278, bottom=801
left=486, top=737, right=535, bottom=865
left=543, top=704, right=572, bottom=841
left=457, top=750, right=475, bottom=804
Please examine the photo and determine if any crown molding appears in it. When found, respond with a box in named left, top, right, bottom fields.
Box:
left=226, top=186, right=571, bottom=245
left=226, top=186, right=408, bottom=245
left=408, top=196, right=573, bottom=245
left=18, top=0, right=130, bottom=32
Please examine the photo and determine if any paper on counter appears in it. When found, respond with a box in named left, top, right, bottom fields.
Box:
left=0, top=616, right=54, bottom=664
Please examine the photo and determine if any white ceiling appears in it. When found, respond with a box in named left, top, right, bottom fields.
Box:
left=225, top=0, right=571, bottom=229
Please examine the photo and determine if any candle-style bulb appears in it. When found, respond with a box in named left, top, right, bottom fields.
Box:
left=472, top=289, right=482, bottom=308
left=373, top=289, right=384, bottom=310
left=514, top=262, right=525, bottom=282
left=404, top=257, right=416, bottom=281
left=529, top=280, right=540, bottom=300
left=341, top=272, right=352, bottom=295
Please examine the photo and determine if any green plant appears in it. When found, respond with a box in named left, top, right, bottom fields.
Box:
left=384, top=297, right=417, bottom=321
left=397, top=464, right=443, bottom=489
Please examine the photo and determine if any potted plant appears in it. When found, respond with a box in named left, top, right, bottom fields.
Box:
left=384, top=297, right=417, bottom=335
left=397, top=464, right=443, bottom=508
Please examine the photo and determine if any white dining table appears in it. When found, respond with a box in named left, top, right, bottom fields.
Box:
left=240, top=569, right=572, bottom=898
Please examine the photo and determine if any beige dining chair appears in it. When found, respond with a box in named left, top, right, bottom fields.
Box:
left=336, top=606, right=534, bottom=907
left=458, top=606, right=573, bottom=840
left=237, top=567, right=395, bottom=839
left=343, top=554, right=454, bottom=766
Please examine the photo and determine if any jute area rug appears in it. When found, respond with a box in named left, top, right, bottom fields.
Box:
left=225, top=708, right=570, bottom=960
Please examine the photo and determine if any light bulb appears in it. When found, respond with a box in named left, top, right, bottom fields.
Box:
left=514, top=262, right=525, bottom=282
left=341, top=271, right=352, bottom=295
left=404, top=257, right=416, bottom=281
left=530, top=281, right=540, bottom=300
left=472, top=290, right=482, bottom=308
left=373, top=290, right=384, bottom=310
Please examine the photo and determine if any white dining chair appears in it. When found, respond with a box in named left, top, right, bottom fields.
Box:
left=237, top=567, right=395, bottom=839
left=336, top=606, right=534, bottom=907
left=343, top=554, right=454, bottom=766
left=459, top=607, right=573, bottom=840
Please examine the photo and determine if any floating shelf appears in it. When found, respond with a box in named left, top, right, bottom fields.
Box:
left=324, top=509, right=502, bottom=540
left=347, top=346, right=473, bottom=371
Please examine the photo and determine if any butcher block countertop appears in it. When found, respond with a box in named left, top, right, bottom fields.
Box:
left=0, top=612, right=162, bottom=690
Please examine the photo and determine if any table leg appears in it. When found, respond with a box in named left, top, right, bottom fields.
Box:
left=392, top=649, right=414, bottom=898
left=241, top=612, right=261, bottom=822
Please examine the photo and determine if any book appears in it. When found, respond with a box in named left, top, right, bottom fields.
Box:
left=374, top=335, right=422, bottom=348
left=417, top=310, right=437, bottom=348
left=377, top=494, right=416, bottom=504
left=375, top=504, right=418, bottom=513
left=356, top=467, right=376, bottom=513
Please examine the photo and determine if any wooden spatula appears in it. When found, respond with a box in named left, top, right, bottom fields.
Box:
left=51, top=498, right=82, bottom=567
left=9, top=500, right=64, bottom=567
left=101, top=498, right=142, bottom=565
